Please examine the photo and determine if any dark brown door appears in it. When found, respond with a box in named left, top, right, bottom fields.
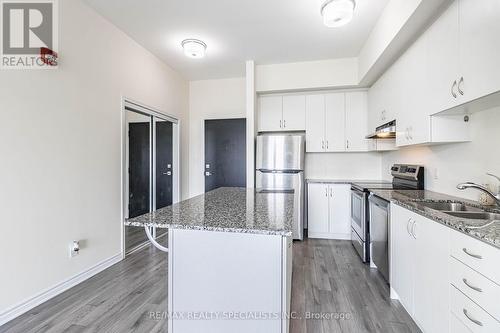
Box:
left=204, top=119, right=246, bottom=192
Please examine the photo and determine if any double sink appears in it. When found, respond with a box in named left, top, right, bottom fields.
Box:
left=414, top=201, right=500, bottom=221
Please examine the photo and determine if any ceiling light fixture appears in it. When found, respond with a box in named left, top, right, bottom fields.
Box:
left=181, top=39, right=207, bottom=59
left=321, top=0, right=356, bottom=28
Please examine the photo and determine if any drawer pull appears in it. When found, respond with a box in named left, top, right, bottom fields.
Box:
left=462, top=278, right=483, bottom=292
left=463, top=309, right=483, bottom=327
left=463, top=248, right=483, bottom=259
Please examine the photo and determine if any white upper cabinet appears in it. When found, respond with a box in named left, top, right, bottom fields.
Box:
left=258, top=95, right=283, bottom=132
left=345, top=91, right=370, bottom=151
left=425, top=0, right=500, bottom=113
left=306, top=92, right=369, bottom=153
left=282, top=95, right=306, bottom=131
left=259, top=92, right=370, bottom=152
left=368, top=59, right=401, bottom=131
left=426, top=0, right=461, bottom=114
left=305, top=94, right=325, bottom=152
left=258, top=95, right=305, bottom=132
left=324, top=93, right=346, bottom=152
left=459, top=0, right=500, bottom=103
left=397, top=34, right=431, bottom=147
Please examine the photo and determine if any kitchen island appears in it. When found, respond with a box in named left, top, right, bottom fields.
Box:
left=125, top=187, right=294, bottom=333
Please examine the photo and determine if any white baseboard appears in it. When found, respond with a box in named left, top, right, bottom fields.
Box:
left=308, top=232, right=351, bottom=240
left=0, top=253, right=123, bottom=326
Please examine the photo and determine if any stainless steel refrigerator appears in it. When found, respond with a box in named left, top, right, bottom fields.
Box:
left=256, top=133, right=305, bottom=240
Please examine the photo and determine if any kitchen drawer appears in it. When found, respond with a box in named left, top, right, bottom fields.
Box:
left=450, top=257, right=500, bottom=321
left=450, top=285, right=500, bottom=332
left=450, top=230, right=500, bottom=284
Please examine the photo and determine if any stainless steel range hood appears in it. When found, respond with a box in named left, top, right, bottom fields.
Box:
left=366, top=120, right=396, bottom=139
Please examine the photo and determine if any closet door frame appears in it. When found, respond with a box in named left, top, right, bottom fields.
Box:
left=121, top=98, right=180, bottom=256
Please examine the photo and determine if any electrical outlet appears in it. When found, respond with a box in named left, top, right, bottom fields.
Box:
left=69, top=240, right=80, bottom=258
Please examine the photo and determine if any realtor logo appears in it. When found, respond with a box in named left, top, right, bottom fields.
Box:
left=1, top=0, right=58, bottom=69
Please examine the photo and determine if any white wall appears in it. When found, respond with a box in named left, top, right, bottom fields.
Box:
left=255, top=58, right=359, bottom=93
left=381, top=107, right=500, bottom=200
left=188, top=77, right=246, bottom=197
left=306, top=153, right=383, bottom=180
left=0, top=0, right=188, bottom=317
left=358, top=0, right=421, bottom=83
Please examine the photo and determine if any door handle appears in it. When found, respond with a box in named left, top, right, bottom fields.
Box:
left=463, top=309, right=483, bottom=327
left=283, top=119, right=286, bottom=128
left=325, top=187, right=328, bottom=197
left=451, top=80, right=458, bottom=98
left=462, top=248, right=483, bottom=259
left=462, top=278, right=483, bottom=293
left=326, top=140, right=329, bottom=150
left=280, top=120, right=282, bottom=128
left=458, top=77, right=464, bottom=96
left=322, top=140, right=325, bottom=150
left=411, top=220, right=417, bottom=239
left=406, top=218, right=412, bottom=235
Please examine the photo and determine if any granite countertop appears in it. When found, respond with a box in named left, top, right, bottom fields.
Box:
left=370, top=189, right=500, bottom=249
left=125, top=187, right=293, bottom=236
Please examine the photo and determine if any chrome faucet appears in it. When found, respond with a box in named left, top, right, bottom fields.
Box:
left=457, top=173, right=500, bottom=207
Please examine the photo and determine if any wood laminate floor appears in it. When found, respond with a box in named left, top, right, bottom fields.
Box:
left=0, top=238, right=420, bottom=333
left=125, top=227, right=168, bottom=253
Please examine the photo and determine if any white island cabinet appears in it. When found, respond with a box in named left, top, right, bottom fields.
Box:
left=169, top=229, right=292, bottom=333
left=126, top=187, right=293, bottom=333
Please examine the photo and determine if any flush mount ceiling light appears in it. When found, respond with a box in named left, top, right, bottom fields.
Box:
left=181, top=39, right=207, bottom=59
left=321, top=0, right=356, bottom=28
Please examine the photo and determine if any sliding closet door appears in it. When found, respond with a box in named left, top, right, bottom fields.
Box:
left=125, top=110, right=151, bottom=251
left=155, top=119, right=173, bottom=209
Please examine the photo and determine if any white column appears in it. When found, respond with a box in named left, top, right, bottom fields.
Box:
left=246, top=60, right=256, bottom=188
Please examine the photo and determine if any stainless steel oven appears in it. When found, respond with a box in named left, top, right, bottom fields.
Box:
left=351, top=186, right=368, bottom=262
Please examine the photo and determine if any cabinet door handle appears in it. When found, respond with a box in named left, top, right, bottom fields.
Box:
left=330, top=188, right=333, bottom=197
left=283, top=120, right=286, bottom=128
left=462, top=248, right=483, bottom=259
left=462, top=278, right=483, bottom=292
left=458, top=77, right=464, bottom=96
left=408, top=126, right=413, bottom=140
left=346, top=140, right=350, bottom=149
left=325, top=187, right=328, bottom=197
left=322, top=140, right=325, bottom=150
left=326, top=140, right=329, bottom=150
left=463, top=309, right=483, bottom=327
left=451, top=80, right=458, bottom=98
left=411, top=220, right=417, bottom=239
left=280, top=120, right=282, bottom=128
left=406, top=218, right=412, bottom=235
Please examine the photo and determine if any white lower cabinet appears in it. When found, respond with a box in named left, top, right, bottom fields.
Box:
left=390, top=204, right=416, bottom=314
left=413, top=214, right=450, bottom=333
left=307, top=183, right=350, bottom=239
left=391, top=204, right=449, bottom=333
left=392, top=204, right=500, bottom=333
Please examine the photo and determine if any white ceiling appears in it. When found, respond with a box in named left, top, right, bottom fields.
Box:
left=84, top=0, right=389, bottom=80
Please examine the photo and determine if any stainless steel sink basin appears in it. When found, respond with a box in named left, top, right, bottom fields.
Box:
left=411, top=200, right=500, bottom=221
left=418, top=201, right=482, bottom=212
left=444, top=211, right=500, bottom=220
